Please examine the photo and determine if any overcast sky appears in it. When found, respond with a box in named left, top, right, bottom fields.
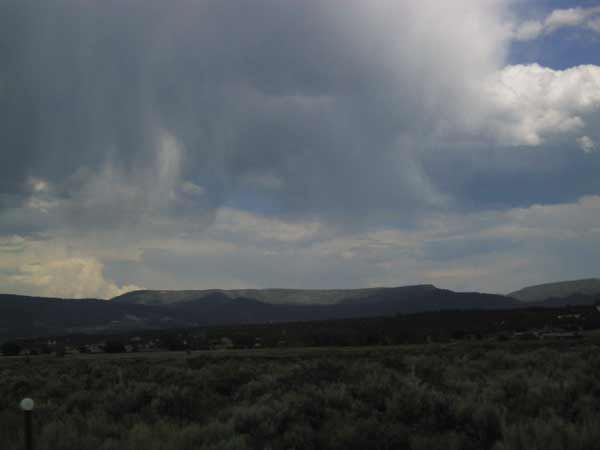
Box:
left=1, top=0, right=599, bottom=298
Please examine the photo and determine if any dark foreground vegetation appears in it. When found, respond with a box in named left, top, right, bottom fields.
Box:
left=3, top=340, right=600, bottom=450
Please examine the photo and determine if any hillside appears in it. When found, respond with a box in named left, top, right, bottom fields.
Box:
left=509, top=278, right=600, bottom=303
left=1, top=285, right=521, bottom=340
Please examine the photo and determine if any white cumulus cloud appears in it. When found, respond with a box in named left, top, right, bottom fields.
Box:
left=10, top=258, right=140, bottom=299
left=480, top=64, right=600, bottom=146
left=0, top=237, right=141, bottom=298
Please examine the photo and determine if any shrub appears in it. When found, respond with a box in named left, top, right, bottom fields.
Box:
left=103, top=341, right=126, bottom=353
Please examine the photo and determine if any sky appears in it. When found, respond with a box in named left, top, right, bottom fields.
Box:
left=0, top=0, right=599, bottom=298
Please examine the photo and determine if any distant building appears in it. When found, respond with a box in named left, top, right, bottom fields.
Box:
left=540, top=331, right=581, bottom=339
left=557, top=314, right=582, bottom=320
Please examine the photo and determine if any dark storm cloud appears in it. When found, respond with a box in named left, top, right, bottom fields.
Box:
left=0, top=3, right=40, bottom=193
left=1, top=0, right=489, bottom=234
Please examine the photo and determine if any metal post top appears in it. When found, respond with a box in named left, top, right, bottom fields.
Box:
left=20, top=398, right=34, bottom=411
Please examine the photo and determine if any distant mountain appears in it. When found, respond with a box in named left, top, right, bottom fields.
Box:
left=111, top=285, right=440, bottom=306
left=509, top=278, right=600, bottom=303
left=113, top=285, right=522, bottom=325
left=9, top=281, right=600, bottom=341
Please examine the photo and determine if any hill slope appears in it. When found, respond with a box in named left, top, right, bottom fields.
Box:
left=0, top=294, right=195, bottom=339
left=509, top=278, right=600, bottom=303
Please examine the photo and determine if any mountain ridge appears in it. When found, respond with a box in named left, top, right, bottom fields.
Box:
left=110, top=284, right=440, bottom=306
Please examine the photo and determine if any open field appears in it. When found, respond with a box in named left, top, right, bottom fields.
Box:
left=2, top=340, right=600, bottom=450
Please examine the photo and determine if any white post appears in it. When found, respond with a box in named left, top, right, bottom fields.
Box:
left=20, top=398, right=34, bottom=450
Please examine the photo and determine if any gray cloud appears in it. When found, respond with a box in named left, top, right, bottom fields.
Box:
left=0, top=0, right=513, bottom=232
